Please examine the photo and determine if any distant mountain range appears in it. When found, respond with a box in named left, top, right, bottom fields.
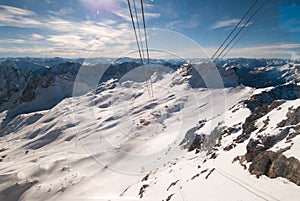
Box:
left=0, top=57, right=300, bottom=201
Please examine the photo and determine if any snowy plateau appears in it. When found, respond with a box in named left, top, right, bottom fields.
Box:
left=0, top=57, right=300, bottom=201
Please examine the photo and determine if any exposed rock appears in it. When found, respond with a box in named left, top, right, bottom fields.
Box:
left=188, top=134, right=206, bottom=152
left=138, top=184, right=149, bottom=198
left=235, top=99, right=287, bottom=143
left=101, top=62, right=140, bottom=83
left=40, top=75, right=55, bottom=88
left=223, top=143, right=236, bottom=151
left=205, top=168, right=215, bottom=179
left=243, top=115, right=300, bottom=187
left=181, top=124, right=242, bottom=156
left=258, top=116, right=270, bottom=132
left=179, top=126, right=205, bottom=151
left=21, top=76, right=40, bottom=102
left=244, top=84, right=299, bottom=112
left=166, top=193, right=175, bottom=201
left=245, top=139, right=267, bottom=162
left=209, top=152, right=218, bottom=159
left=262, top=127, right=291, bottom=148
left=277, top=106, right=300, bottom=127
left=191, top=173, right=200, bottom=180
left=167, top=180, right=179, bottom=191
left=179, top=63, right=240, bottom=88
left=0, top=65, right=25, bottom=106
left=244, top=125, right=292, bottom=162
left=287, top=124, right=300, bottom=141
left=249, top=151, right=300, bottom=186
left=141, top=174, right=149, bottom=182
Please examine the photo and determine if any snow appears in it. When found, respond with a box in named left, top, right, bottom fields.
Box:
left=0, top=58, right=300, bottom=201
left=251, top=99, right=300, bottom=160
left=285, top=135, right=300, bottom=159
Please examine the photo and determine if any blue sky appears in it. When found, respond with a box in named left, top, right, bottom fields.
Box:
left=0, top=0, right=299, bottom=59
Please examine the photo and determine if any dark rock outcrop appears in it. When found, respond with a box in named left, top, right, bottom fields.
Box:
left=244, top=84, right=300, bottom=112
left=277, top=106, right=300, bottom=127
left=243, top=114, right=300, bottom=186
left=244, top=125, right=295, bottom=162
left=249, top=151, right=300, bottom=186
left=20, top=76, right=40, bottom=102
left=235, top=84, right=300, bottom=143
left=179, top=126, right=205, bottom=151
left=177, top=63, right=240, bottom=88
left=188, top=134, right=206, bottom=152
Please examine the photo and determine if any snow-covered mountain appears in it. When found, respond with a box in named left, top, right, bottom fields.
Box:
left=0, top=57, right=300, bottom=201
left=0, top=58, right=83, bottom=125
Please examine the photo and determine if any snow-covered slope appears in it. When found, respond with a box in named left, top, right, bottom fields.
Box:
left=0, top=58, right=300, bottom=201
left=0, top=57, right=297, bottom=126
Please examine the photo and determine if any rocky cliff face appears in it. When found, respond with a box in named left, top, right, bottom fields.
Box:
left=217, top=58, right=297, bottom=88
left=244, top=103, right=300, bottom=185
left=249, top=151, right=300, bottom=186
left=0, top=59, right=81, bottom=125
left=0, top=65, right=26, bottom=105
left=180, top=82, right=300, bottom=186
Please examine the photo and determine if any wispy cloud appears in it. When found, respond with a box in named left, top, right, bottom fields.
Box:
left=114, top=7, right=160, bottom=22
left=47, top=35, right=86, bottom=47
left=166, top=15, right=199, bottom=31
left=246, top=43, right=300, bottom=50
left=144, top=12, right=161, bottom=19
left=0, top=39, right=25, bottom=44
left=47, top=7, right=74, bottom=16
left=0, top=5, right=138, bottom=57
left=112, top=0, right=160, bottom=23
left=221, top=43, right=300, bottom=58
left=31, top=34, right=44, bottom=40
left=113, top=9, right=131, bottom=22
left=208, top=18, right=240, bottom=30
left=0, top=5, right=34, bottom=16
left=0, top=5, right=42, bottom=27
left=176, top=43, right=300, bottom=59
left=0, top=1, right=163, bottom=58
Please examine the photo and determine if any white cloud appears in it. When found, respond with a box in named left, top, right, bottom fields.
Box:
left=144, top=12, right=161, bottom=19
left=209, top=18, right=240, bottom=30
left=220, top=43, right=300, bottom=58
left=247, top=43, right=300, bottom=50
left=0, top=5, right=34, bottom=16
left=0, top=5, right=131, bottom=40
left=113, top=5, right=160, bottom=22
left=47, top=35, right=86, bottom=47
left=166, top=17, right=199, bottom=31
left=0, top=5, right=41, bottom=27
left=0, top=0, right=155, bottom=58
left=47, top=7, right=74, bottom=16
left=0, top=39, right=25, bottom=44
left=180, top=43, right=300, bottom=59
left=31, top=34, right=44, bottom=40
left=0, top=5, right=139, bottom=57
left=114, top=9, right=132, bottom=22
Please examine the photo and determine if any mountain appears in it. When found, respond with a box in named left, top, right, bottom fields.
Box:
left=0, top=58, right=82, bottom=126
left=0, top=57, right=299, bottom=201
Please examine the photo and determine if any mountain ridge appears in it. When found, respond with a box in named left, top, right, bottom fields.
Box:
left=0, top=57, right=300, bottom=200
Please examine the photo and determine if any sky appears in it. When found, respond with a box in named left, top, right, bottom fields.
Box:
left=0, top=0, right=299, bottom=59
